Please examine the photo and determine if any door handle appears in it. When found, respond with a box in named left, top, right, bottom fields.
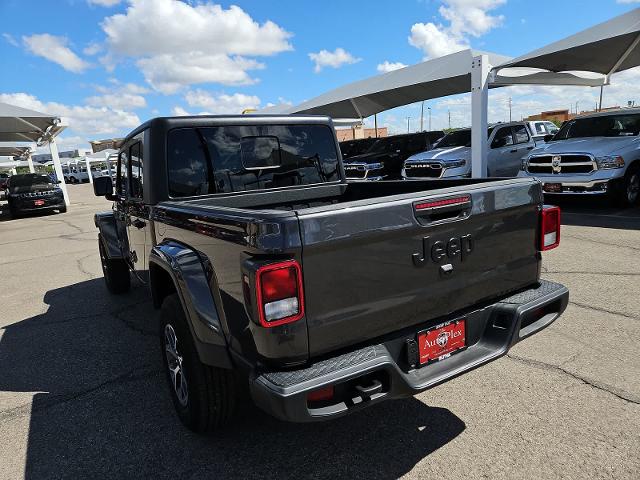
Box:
left=510, top=149, right=518, bottom=153
left=527, top=146, right=534, bottom=150
left=132, top=219, right=146, bottom=229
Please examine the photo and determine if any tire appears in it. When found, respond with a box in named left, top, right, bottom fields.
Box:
left=7, top=200, right=19, bottom=219
left=98, top=235, right=130, bottom=294
left=611, top=165, right=640, bottom=208
left=159, top=293, right=236, bottom=433
left=58, top=205, right=67, bottom=213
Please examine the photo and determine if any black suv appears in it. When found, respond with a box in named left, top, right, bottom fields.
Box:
left=343, top=131, right=444, bottom=180
left=4, top=173, right=66, bottom=218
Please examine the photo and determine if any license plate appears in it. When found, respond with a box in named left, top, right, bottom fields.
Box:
left=543, top=183, right=562, bottom=193
left=34, top=199, right=45, bottom=206
left=418, top=319, right=466, bottom=365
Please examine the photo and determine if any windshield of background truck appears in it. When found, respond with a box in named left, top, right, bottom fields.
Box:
left=8, top=174, right=52, bottom=188
left=436, top=128, right=495, bottom=148
left=365, top=137, right=405, bottom=154
left=555, top=114, right=640, bottom=139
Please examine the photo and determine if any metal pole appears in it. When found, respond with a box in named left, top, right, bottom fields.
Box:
left=428, top=107, right=432, bottom=131
left=598, top=85, right=604, bottom=112
left=374, top=114, right=378, bottom=138
left=420, top=101, right=424, bottom=131
left=508, top=97, right=512, bottom=122
left=407, top=117, right=411, bottom=133
left=49, top=138, right=70, bottom=206
left=448, top=110, right=451, bottom=129
left=85, top=155, right=93, bottom=185
left=471, top=54, right=489, bottom=178
left=26, top=152, right=35, bottom=173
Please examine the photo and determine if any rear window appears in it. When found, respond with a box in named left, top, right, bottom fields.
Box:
left=167, top=125, right=340, bottom=197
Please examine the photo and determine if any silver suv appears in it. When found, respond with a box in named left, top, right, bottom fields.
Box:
left=519, top=109, right=640, bottom=207
left=402, top=122, right=535, bottom=180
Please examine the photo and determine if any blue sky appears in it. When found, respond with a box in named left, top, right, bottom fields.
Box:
left=1, top=0, right=639, bottom=152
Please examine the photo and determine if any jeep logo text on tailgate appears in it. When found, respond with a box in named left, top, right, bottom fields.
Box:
left=412, top=234, right=474, bottom=267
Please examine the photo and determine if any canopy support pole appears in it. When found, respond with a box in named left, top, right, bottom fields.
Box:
left=605, top=32, right=640, bottom=83
left=471, top=55, right=490, bottom=178
left=85, top=156, right=93, bottom=185
left=26, top=152, right=35, bottom=173
left=49, top=138, right=70, bottom=206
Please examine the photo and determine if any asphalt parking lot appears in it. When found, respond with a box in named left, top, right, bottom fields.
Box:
left=0, top=184, right=638, bottom=480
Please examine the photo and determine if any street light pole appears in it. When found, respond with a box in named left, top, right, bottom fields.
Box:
left=406, top=116, right=411, bottom=133
left=508, top=97, right=512, bottom=122
left=428, top=107, right=432, bottom=131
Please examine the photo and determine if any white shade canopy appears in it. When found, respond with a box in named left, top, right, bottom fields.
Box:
left=0, top=102, right=66, bottom=144
left=497, top=8, right=640, bottom=76
left=0, top=146, right=31, bottom=158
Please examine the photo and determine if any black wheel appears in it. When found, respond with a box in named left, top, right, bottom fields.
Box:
left=98, top=235, right=130, bottom=294
left=160, top=293, right=236, bottom=433
left=58, top=205, right=67, bottom=213
left=612, top=165, right=640, bottom=208
left=7, top=200, right=19, bottom=219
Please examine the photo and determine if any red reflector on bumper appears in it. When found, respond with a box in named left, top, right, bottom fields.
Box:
left=307, top=385, right=334, bottom=402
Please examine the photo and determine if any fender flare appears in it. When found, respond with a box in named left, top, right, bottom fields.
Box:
left=149, top=241, right=232, bottom=369
left=94, top=211, right=123, bottom=259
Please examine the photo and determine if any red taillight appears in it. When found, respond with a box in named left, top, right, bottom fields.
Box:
left=307, top=385, right=334, bottom=403
left=540, top=205, right=561, bottom=251
left=255, top=260, right=304, bottom=327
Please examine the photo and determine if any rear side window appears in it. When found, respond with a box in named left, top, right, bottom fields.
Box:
left=491, top=127, right=514, bottom=148
left=129, top=142, right=143, bottom=199
left=513, top=125, right=530, bottom=144
left=534, top=122, right=546, bottom=134
left=167, top=125, right=340, bottom=197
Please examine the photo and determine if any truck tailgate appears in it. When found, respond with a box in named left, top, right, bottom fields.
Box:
left=298, top=179, right=542, bottom=357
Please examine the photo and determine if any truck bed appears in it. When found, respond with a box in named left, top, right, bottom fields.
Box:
left=153, top=177, right=543, bottom=363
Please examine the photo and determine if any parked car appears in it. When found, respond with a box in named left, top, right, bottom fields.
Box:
left=402, top=122, right=535, bottom=179
left=0, top=173, right=9, bottom=200
left=4, top=173, right=66, bottom=218
left=93, top=114, right=567, bottom=433
left=519, top=109, right=640, bottom=207
left=343, top=131, right=445, bottom=180
left=339, top=137, right=377, bottom=159
left=525, top=120, right=559, bottom=143
left=62, top=166, right=90, bottom=184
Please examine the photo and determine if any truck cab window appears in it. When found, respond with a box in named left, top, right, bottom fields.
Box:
left=491, top=127, right=514, bottom=148
left=117, top=151, right=128, bottom=197
left=167, top=125, right=339, bottom=197
left=513, top=125, right=530, bottom=144
left=129, top=142, right=143, bottom=199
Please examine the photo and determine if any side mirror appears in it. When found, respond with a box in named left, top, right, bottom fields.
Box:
left=93, top=176, right=114, bottom=199
left=543, top=134, right=554, bottom=142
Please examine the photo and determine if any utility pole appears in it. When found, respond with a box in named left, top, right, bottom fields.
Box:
left=420, top=101, right=424, bottom=131
left=428, top=107, right=432, bottom=131
left=448, top=110, right=451, bottom=129
left=406, top=116, right=411, bottom=133
left=508, top=97, right=512, bottom=122
left=374, top=114, right=378, bottom=138
left=575, top=101, right=579, bottom=115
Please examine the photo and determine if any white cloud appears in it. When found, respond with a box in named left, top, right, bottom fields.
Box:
left=309, top=48, right=361, bottom=73
left=101, top=0, right=292, bottom=92
left=184, top=89, right=261, bottom=114
left=87, top=0, right=122, bottom=6
left=86, top=81, right=149, bottom=109
left=83, top=42, right=102, bottom=56
left=0, top=92, right=140, bottom=138
left=2, top=33, right=18, bottom=47
left=136, top=53, right=263, bottom=94
left=171, top=106, right=191, bottom=117
left=22, top=34, right=90, bottom=73
left=377, top=61, right=408, bottom=73
left=409, top=0, right=505, bottom=59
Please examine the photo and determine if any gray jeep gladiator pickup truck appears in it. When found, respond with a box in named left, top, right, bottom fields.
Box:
left=92, top=114, right=568, bottom=432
